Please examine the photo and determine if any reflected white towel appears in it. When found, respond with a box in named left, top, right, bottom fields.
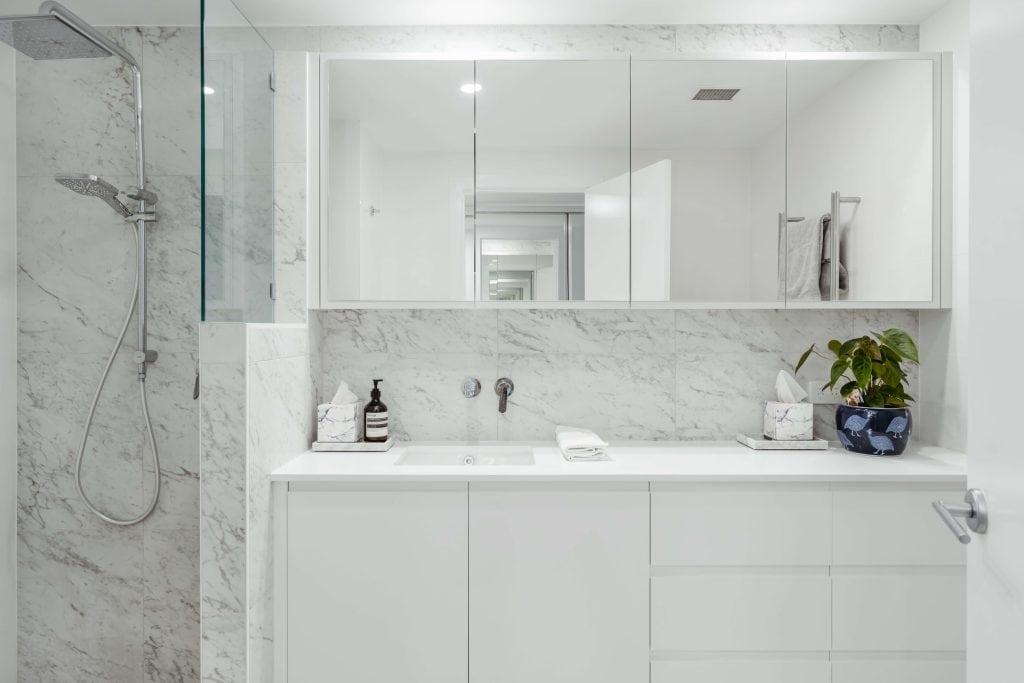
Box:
left=555, top=425, right=610, bottom=461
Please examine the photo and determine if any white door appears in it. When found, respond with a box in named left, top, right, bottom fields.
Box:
left=630, top=159, right=672, bottom=301
left=965, top=1, right=1024, bottom=680
left=583, top=173, right=630, bottom=301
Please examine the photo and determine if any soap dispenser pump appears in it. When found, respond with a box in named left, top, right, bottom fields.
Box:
left=363, top=379, right=389, bottom=442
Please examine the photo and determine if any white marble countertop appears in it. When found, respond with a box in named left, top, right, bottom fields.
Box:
left=271, top=441, right=967, bottom=484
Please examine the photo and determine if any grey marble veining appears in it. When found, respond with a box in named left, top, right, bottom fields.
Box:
left=317, top=308, right=919, bottom=442
left=266, top=23, right=919, bottom=54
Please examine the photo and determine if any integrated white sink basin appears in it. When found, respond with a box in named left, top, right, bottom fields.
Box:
left=396, top=446, right=534, bottom=467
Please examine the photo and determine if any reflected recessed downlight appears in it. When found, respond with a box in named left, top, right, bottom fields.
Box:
left=203, top=85, right=216, bottom=95
left=460, top=82, right=482, bottom=94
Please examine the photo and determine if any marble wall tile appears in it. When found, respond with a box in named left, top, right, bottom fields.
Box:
left=320, top=309, right=498, bottom=355
left=674, top=24, right=919, bottom=52
left=18, top=527, right=144, bottom=683
left=142, top=28, right=201, bottom=177
left=18, top=23, right=200, bottom=683
left=499, top=309, right=674, bottom=355
left=274, top=52, right=308, bottom=165
left=198, top=352, right=247, bottom=683
left=246, top=330, right=314, bottom=683
left=304, top=24, right=920, bottom=56
left=274, top=163, right=307, bottom=324
left=675, top=310, right=854, bottom=355
left=498, top=352, right=677, bottom=440
left=144, top=527, right=200, bottom=683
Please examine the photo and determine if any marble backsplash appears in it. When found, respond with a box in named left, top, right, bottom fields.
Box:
left=316, top=308, right=920, bottom=442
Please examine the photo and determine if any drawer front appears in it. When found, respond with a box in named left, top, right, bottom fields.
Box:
left=652, top=660, right=828, bottom=683
left=651, top=573, right=830, bottom=652
left=833, top=488, right=967, bottom=566
left=831, top=571, right=966, bottom=651
left=832, top=659, right=965, bottom=683
left=652, top=486, right=832, bottom=566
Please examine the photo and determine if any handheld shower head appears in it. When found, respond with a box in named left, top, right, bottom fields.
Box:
left=55, top=174, right=131, bottom=217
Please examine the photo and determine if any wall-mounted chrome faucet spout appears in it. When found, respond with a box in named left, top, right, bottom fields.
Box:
left=495, top=378, right=514, bottom=414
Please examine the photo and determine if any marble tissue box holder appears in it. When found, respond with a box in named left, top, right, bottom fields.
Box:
left=763, top=401, right=814, bottom=441
left=317, top=403, right=362, bottom=443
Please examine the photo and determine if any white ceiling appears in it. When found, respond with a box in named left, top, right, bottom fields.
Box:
left=2, top=0, right=950, bottom=27
left=328, top=58, right=877, bottom=154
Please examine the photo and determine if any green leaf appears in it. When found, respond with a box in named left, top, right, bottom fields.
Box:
left=794, top=345, right=815, bottom=374
left=838, top=339, right=859, bottom=357
left=839, top=380, right=859, bottom=398
left=851, top=351, right=873, bottom=389
left=827, top=339, right=842, bottom=356
left=875, top=328, right=919, bottom=364
left=828, top=359, right=849, bottom=389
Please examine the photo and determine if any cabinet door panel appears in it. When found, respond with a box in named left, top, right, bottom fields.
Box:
left=287, top=488, right=468, bottom=683
left=469, top=485, right=649, bottom=683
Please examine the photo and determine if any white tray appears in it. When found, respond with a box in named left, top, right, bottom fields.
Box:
left=312, top=438, right=394, bottom=452
left=736, top=434, right=829, bottom=450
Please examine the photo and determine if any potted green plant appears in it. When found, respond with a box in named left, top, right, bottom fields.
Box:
left=795, top=328, right=920, bottom=456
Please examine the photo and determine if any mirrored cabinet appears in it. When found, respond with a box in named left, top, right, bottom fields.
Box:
left=317, top=54, right=946, bottom=308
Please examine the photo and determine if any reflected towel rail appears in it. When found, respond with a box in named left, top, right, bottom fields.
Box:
left=828, top=190, right=861, bottom=300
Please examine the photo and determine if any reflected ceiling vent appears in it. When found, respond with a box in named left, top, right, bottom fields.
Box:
left=692, top=88, right=740, bottom=101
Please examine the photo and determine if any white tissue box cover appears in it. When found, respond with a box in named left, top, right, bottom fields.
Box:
left=317, top=403, right=361, bottom=443
left=763, top=401, right=814, bottom=441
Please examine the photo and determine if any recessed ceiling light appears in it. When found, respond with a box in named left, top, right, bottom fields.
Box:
left=460, top=82, right=482, bottom=94
left=203, top=85, right=216, bottom=95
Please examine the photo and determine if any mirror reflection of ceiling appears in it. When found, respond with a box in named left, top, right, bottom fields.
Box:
left=330, top=59, right=885, bottom=154
left=0, top=0, right=948, bottom=28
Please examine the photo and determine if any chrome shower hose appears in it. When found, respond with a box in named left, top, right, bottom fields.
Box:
left=75, top=223, right=160, bottom=526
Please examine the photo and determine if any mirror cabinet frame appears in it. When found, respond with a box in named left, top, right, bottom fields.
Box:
left=312, top=52, right=950, bottom=310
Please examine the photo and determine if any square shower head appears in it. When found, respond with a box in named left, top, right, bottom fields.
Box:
left=0, top=14, right=112, bottom=60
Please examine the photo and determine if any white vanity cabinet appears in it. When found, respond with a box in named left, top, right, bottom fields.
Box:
left=275, top=457, right=967, bottom=683
left=468, top=484, right=650, bottom=683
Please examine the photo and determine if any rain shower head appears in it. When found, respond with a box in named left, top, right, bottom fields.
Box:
left=55, top=174, right=131, bottom=217
left=0, top=13, right=110, bottom=60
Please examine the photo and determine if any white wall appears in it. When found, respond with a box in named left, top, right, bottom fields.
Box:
left=786, top=60, right=934, bottom=302
left=920, top=0, right=969, bottom=451
left=0, top=42, right=15, bottom=683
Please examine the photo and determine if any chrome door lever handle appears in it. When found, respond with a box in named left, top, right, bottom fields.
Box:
left=932, top=488, right=988, bottom=544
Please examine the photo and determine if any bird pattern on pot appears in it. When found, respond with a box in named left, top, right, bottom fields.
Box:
left=835, top=405, right=912, bottom=456
left=842, top=414, right=870, bottom=437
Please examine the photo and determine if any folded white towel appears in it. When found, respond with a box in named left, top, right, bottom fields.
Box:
left=555, top=425, right=610, bottom=461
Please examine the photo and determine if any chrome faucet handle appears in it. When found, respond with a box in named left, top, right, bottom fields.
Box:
left=932, top=488, right=989, bottom=545
left=494, top=378, right=514, bottom=414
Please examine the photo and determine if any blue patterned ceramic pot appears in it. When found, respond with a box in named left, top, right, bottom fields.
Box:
left=835, top=405, right=912, bottom=456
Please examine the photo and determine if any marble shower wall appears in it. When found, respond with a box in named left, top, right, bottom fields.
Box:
left=199, top=322, right=316, bottom=683
left=318, top=309, right=920, bottom=442
left=16, top=28, right=200, bottom=683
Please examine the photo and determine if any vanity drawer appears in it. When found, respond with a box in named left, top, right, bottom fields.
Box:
left=651, top=485, right=832, bottom=566
left=652, top=659, right=828, bottom=683
left=831, top=569, right=966, bottom=651
left=832, top=488, right=967, bottom=566
left=651, top=573, right=830, bottom=651
left=831, top=659, right=965, bottom=683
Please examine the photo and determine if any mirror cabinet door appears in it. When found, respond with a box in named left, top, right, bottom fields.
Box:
left=474, top=60, right=631, bottom=302
left=630, top=59, right=787, bottom=305
left=785, top=58, right=936, bottom=304
left=324, top=59, right=475, bottom=302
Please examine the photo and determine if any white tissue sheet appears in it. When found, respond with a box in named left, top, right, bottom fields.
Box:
left=555, top=425, right=610, bottom=461
left=775, top=370, right=808, bottom=404
left=331, top=381, right=359, bottom=405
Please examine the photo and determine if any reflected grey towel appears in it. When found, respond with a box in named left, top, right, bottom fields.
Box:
left=778, top=216, right=823, bottom=301
left=819, top=217, right=849, bottom=299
